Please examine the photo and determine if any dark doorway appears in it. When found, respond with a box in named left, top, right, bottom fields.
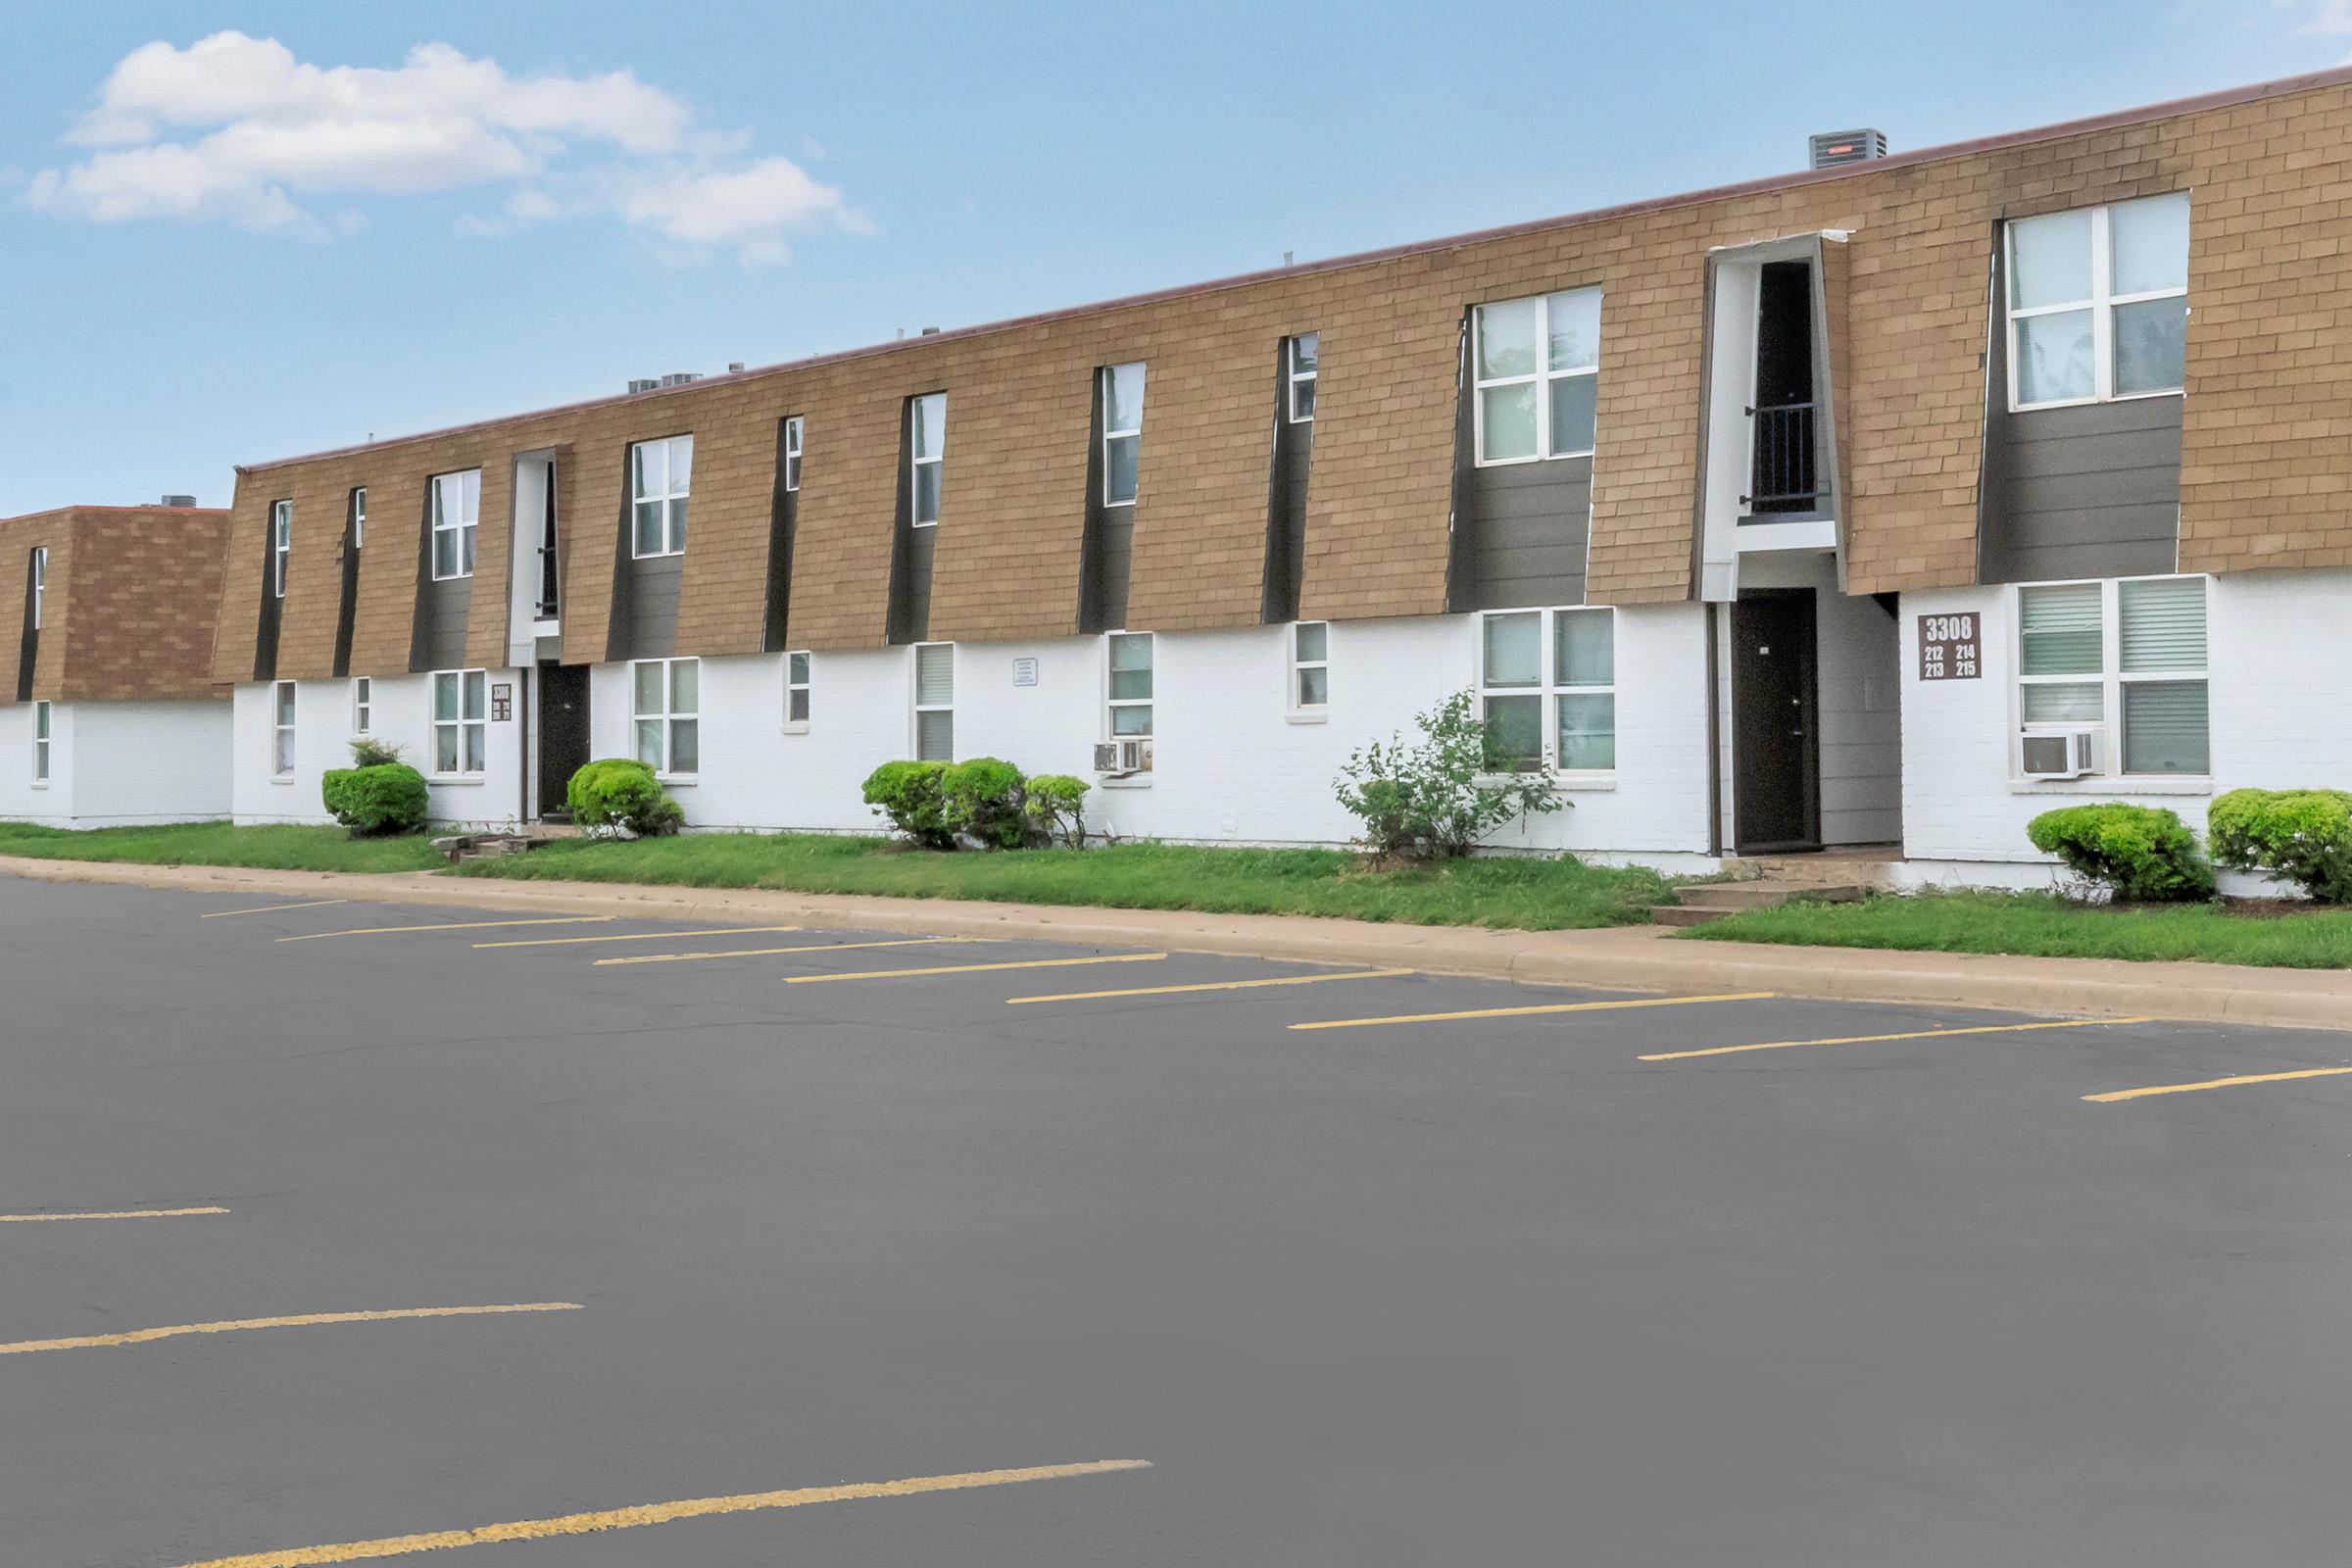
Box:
left=1731, top=590, right=1820, bottom=854
left=537, top=662, right=590, bottom=818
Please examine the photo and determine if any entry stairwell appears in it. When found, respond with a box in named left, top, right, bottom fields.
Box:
left=1649, top=849, right=1897, bottom=928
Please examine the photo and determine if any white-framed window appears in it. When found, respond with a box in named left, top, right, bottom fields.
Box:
left=1107, top=632, right=1153, bottom=737
left=2016, top=575, right=2208, bottom=776
left=28, top=546, right=45, bottom=630
left=430, top=469, right=479, bottom=580
left=630, top=435, right=693, bottom=558
left=1478, top=608, right=1616, bottom=773
left=912, top=642, right=955, bottom=760
left=1287, top=333, right=1318, bottom=422
left=1472, top=287, right=1601, bottom=466
left=1102, top=363, right=1146, bottom=507
left=2006, top=192, right=2189, bottom=411
left=632, top=658, right=700, bottom=775
left=31, top=700, right=50, bottom=783
left=784, top=650, right=811, bottom=731
left=352, top=676, right=372, bottom=736
left=351, top=486, right=367, bottom=550
left=431, top=669, right=487, bottom=776
left=270, top=500, right=292, bottom=598
left=270, top=680, right=296, bottom=777
left=783, top=416, right=804, bottom=493
left=909, top=394, right=945, bottom=527
left=1290, top=621, right=1328, bottom=711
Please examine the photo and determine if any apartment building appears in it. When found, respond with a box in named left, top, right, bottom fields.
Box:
left=210, top=67, right=2352, bottom=883
left=2, top=503, right=233, bottom=826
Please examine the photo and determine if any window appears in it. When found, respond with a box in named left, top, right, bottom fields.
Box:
left=912, top=643, right=954, bottom=760
left=632, top=658, right=700, bottom=775
left=1473, top=287, right=1601, bottom=465
left=1287, top=333, right=1318, bottom=422
left=784, top=651, right=811, bottom=730
left=2006, top=192, right=2189, bottom=410
left=783, top=416, right=804, bottom=493
left=2016, top=575, right=2208, bottom=775
left=270, top=681, right=296, bottom=777
left=630, top=435, right=692, bottom=558
left=430, top=469, right=479, bottom=580
left=28, top=547, right=45, bottom=630
left=1107, top=632, right=1153, bottom=737
left=909, top=394, right=945, bottom=526
left=351, top=486, right=367, bottom=550
left=1102, top=363, right=1145, bottom=506
left=270, top=501, right=291, bottom=598
left=432, top=669, right=487, bottom=775
left=1290, top=621, right=1328, bottom=711
left=352, top=677, right=372, bottom=736
left=1479, top=608, right=1615, bottom=773
left=31, top=701, right=50, bottom=783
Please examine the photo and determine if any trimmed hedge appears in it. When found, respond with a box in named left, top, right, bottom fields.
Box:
left=320, top=762, right=429, bottom=837
left=2209, top=788, right=2352, bottom=904
left=2026, top=803, right=2213, bottom=903
left=1023, top=774, right=1091, bottom=849
left=860, top=758, right=1090, bottom=850
left=862, top=760, right=955, bottom=848
left=566, top=758, right=684, bottom=837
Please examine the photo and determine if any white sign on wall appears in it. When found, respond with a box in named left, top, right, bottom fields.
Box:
left=1011, top=658, right=1040, bottom=687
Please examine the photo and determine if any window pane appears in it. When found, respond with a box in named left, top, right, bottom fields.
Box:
left=1104, top=363, right=1146, bottom=433
left=275, top=683, right=296, bottom=723
left=1475, top=298, right=1538, bottom=379
left=2019, top=583, right=2103, bottom=674
left=633, top=501, right=664, bottom=556
left=668, top=496, right=687, bottom=553
left=2009, top=209, right=2093, bottom=309
left=275, top=730, right=296, bottom=774
left=460, top=523, right=476, bottom=574
left=2110, top=193, right=2189, bottom=296
left=1104, top=434, right=1139, bottom=505
left=913, top=462, right=941, bottom=524
left=436, top=727, right=460, bottom=773
left=1484, top=694, right=1543, bottom=769
left=1545, top=288, right=1602, bottom=372
left=1548, top=374, right=1597, bottom=456
left=34, top=704, right=49, bottom=740
left=434, top=673, right=457, bottom=721
left=634, top=662, right=663, bottom=716
left=1291, top=332, right=1318, bottom=374
left=434, top=530, right=459, bottom=578
left=635, top=718, right=663, bottom=768
left=464, top=722, right=485, bottom=774
left=1479, top=383, right=1539, bottom=461
left=2022, top=681, right=2104, bottom=722
left=668, top=659, right=698, bottom=713
left=1294, top=622, right=1326, bottom=662
left=2016, top=310, right=2095, bottom=404
left=789, top=652, right=809, bottom=684
left=1557, top=693, right=1616, bottom=770
left=1291, top=376, right=1316, bottom=420
left=632, top=442, right=660, bottom=501
left=669, top=717, right=699, bottom=774
left=1555, top=609, right=1614, bottom=686
left=1483, top=612, right=1541, bottom=686
left=2113, top=297, right=2186, bottom=396
left=1297, top=666, right=1328, bottom=706
left=668, top=436, right=692, bottom=493
left=1109, top=633, right=1152, bottom=676
left=916, top=709, right=955, bottom=760
left=2120, top=577, right=2206, bottom=672
left=915, top=645, right=954, bottom=706
left=913, top=394, right=945, bottom=462
left=461, top=467, right=481, bottom=517
left=2123, top=680, right=2208, bottom=774
left=463, top=671, right=487, bottom=720
left=788, top=688, right=809, bottom=723
left=1110, top=704, right=1152, bottom=737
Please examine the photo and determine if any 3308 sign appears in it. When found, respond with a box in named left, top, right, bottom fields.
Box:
left=1918, top=613, right=1981, bottom=681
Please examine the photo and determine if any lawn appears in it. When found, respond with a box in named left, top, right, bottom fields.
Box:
left=454, top=833, right=1674, bottom=930
left=1683, top=890, right=2352, bottom=969
left=0, top=820, right=446, bottom=874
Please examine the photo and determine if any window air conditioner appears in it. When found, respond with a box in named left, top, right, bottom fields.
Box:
left=2021, top=727, right=2098, bottom=780
left=1093, top=739, right=1153, bottom=775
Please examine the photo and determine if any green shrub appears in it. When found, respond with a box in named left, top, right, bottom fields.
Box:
left=1023, top=773, right=1090, bottom=848
left=2209, top=788, right=2352, bottom=904
left=862, top=760, right=955, bottom=848
left=941, top=757, right=1028, bottom=849
left=566, top=758, right=684, bottom=838
left=347, top=737, right=407, bottom=768
left=1333, top=689, right=1563, bottom=859
left=319, top=762, right=428, bottom=836
left=2026, top=803, right=2213, bottom=902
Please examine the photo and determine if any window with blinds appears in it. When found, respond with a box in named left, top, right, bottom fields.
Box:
left=2015, top=575, right=2207, bottom=776
left=913, top=643, right=955, bottom=760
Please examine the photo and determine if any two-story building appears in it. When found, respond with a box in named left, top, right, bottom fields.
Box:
left=209, top=67, right=2352, bottom=884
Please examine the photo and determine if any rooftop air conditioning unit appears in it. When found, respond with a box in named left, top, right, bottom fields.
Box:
left=1092, top=738, right=1153, bottom=776
left=659, top=371, right=703, bottom=387
left=627, top=378, right=660, bottom=394
left=1808, top=128, right=1887, bottom=170
left=159, top=493, right=197, bottom=508
left=2021, top=727, right=2098, bottom=780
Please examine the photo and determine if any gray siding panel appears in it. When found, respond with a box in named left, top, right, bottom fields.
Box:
left=620, top=556, right=680, bottom=662
left=1454, top=458, right=1592, bottom=611
left=1262, top=414, right=1311, bottom=622
left=419, top=576, right=472, bottom=670
left=902, top=526, right=934, bottom=642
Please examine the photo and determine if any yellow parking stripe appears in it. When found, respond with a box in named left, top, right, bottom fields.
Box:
left=277, top=916, right=613, bottom=944
left=474, top=925, right=804, bottom=949
left=201, top=900, right=351, bottom=918
left=787, top=953, right=1167, bottom=985
left=0, top=1205, right=228, bottom=1223
left=1007, top=968, right=1412, bottom=1004
left=171, top=1458, right=1152, bottom=1568
left=0, top=1301, right=580, bottom=1357
left=1641, top=1015, right=2157, bottom=1062
left=2084, top=1064, right=2352, bottom=1103
left=1289, top=991, right=1774, bottom=1031
left=596, top=936, right=980, bottom=967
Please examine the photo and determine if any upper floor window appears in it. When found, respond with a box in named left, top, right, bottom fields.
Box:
left=1287, top=333, right=1319, bottom=422
left=28, top=547, right=45, bottom=631
left=432, top=669, right=488, bottom=775
left=1107, top=632, right=1153, bottom=737
left=910, top=394, right=945, bottom=526
left=633, top=658, right=700, bottom=775
left=270, top=500, right=292, bottom=598
left=2017, top=575, right=2207, bottom=776
left=430, top=469, right=479, bottom=580
left=351, top=486, right=367, bottom=550
left=783, top=416, right=804, bottom=493
left=631, top=435, right=692, bottom=558
left=2006, top=192, right=2189, bottom=411
left=913, top=642, right=955, bottom=760
left=1102, top=363, right=1146, bottom=506
left=1473, top=288, right=1601, bottom=466
left=1479, top=608, right=1616, bottom=773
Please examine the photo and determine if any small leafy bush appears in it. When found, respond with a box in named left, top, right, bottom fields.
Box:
left=347, top=737, right=407, bottom=768
left=863, top=760, right=1091, bottom=850
left=566, top=758, right=684, bottom=838
left=2209, top=788, right=2352, bottom=904
left=2026, top=803, right=2213, bottom=902
left=941, top=757, right=1028, bottom=850
left=1023, top=773, right=1091, bottom=849
left=320, top=762, right=428, bottom=837
left=862, top=760, right=955, bottom=848
left=1333, top=689, right=1563, bottom=859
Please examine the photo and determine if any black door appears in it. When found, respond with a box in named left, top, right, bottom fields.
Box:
left=537, top=662, right=590, bottom=817
left=1731, top=590, right=1820, bottom=854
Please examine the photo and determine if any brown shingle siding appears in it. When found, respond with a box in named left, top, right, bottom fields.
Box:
left=1, top=507, right=228, bottom=703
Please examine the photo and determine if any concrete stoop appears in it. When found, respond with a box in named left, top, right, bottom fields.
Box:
left=1650, top=879, right=1871, bottom=928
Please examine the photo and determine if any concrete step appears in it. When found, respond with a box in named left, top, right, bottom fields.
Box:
left=1649, top=905, right=1729, bottom=928
left=1679, top=881, right=1870, bottom=909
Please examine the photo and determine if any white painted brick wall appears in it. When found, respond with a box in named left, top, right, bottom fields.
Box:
left=233, top=671, right=528, bottom=829
left=0, top=700, right=74, bottom=826
left=0, top=701, right=230, bottom=827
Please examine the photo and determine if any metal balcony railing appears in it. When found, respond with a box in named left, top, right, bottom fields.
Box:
left=1742, top=400, right=1823, bottom=514
left=536, top=543, right=560, bottom=619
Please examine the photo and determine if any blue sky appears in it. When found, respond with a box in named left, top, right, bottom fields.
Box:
left=0, top=1, right=2340, bottom=514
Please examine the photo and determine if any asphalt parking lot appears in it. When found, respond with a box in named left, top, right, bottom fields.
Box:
left=6, top=874, right=2352, bottom=1567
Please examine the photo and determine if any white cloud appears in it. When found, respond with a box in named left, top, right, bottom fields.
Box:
left=2302, top=0, right=2352, bottom=31
left=26, top=31, right=862, bottom=264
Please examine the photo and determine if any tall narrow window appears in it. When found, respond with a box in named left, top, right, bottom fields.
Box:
left=270, top=681, right=296, bottom=777
left=632, top=658, right=700, bottom=775
left=430, top=469, right=479, bottom=580
left=270, top=500, right=292, bottom=598
left=1478, top=608, right=1615, bottom=772
left=352, top=676, right=372, bottom=736
left=785, top=651, right=811, bottom=731
left=1290, top=621, right=1328, bottom=711
left=1102, top=363, right=1146, bottom=506
left=31, top=701, right=50, bottom=782
left=2006, top=193, right=2189, bottom=410
left=2017, top=576, right=2208, bottom=776
left=783, top=416, right=804, bottom=493
left=1472, top=288, right=1602, bottom=465
left=630, top=435, right=693, bottom=558
left=28, top=547, right=45, bottom=630
left=432, top=669, right=487, bottom=775
left=1287, top=333, right=1319, bottom=422
left=910, top=394, right=945, bottom=526
left=351, top=486, right=367, bottom=550
left=913, top=643, right=955, bottom=760
left=1107, top=632, right=1153, bottom=736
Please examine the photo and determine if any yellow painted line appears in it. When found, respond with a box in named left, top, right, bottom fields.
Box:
left=2085, top=1064, right=2352, bottom=1103
left=787, top=953, right=1166, bottom=985
left=171, top=1458, right=1152, bottom=1568
left=0, top=1301, right=580, bottom=1357
left=1641, top=1015, right=2159, bottom=1062
left=597, top=936, right=982, bottom=967
left=201, top=899, right=352, bottom=918
left=0, top=1205, right=228, bottom=1223
left=277, top=916, right=614, bottom=944
left=1007, top=968, right=1413, bottom=1004
left=1290, top=991, right=1775, bottom=1031
left=474, top=924, right=804, bottom=950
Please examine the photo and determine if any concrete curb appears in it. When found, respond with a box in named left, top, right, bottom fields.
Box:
left=5, top=855, right=2348, bottom=1031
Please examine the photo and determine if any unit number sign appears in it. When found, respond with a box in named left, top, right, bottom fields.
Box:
left=1917, top=613, right=1981, bottom=681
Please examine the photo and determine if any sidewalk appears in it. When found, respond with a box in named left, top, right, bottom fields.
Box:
left=6, top=853, right=2349, bottom=1030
